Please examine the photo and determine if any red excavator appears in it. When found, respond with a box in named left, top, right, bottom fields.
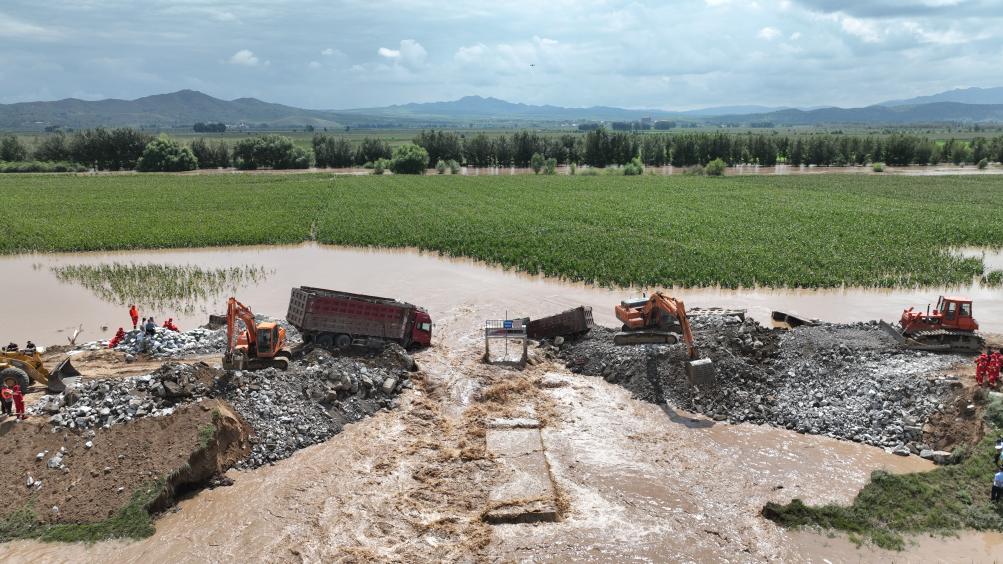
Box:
left=880, top=295, right=985, bottom=352
left=222, top=297, right=292, bottom=370
left=614, top=292, right=715, bottom=385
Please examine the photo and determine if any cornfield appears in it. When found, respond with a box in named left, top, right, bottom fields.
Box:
left=4, top=172, right=1003, bottom=289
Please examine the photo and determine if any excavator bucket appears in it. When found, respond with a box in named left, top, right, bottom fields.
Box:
left=685, top=358, right=715, bottom=388
left=46, top=357, right=80, bottom=393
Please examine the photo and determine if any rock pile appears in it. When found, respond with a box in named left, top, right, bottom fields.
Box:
left=31, top=344, right=414, bottom=469
left=215, top=346, right=413, bottom=469
left=29, top=362, right=212, bottom=430
left=559, top=318, right=962, bottom=452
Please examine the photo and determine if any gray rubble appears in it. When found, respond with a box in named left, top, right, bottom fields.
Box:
left=558, top=318, right=963, bottom=451
left=216, top=346, right=413, bottom=469
left=29, top=343, right=414, bottom=470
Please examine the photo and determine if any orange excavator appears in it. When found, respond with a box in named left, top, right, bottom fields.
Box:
left=222, top=297, right=291, bottom=371
left=614, top=292, right=715, bottom=385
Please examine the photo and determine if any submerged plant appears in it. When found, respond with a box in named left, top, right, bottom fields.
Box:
left=50, top=263, right=272, bottom=315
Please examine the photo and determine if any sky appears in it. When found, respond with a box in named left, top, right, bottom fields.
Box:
left=1, top=0, right=1001, bottom=110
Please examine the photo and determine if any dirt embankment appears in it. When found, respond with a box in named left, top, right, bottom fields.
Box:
left=0, top=399, right=250, bottom=526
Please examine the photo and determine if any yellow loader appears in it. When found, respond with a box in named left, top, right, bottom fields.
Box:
left=0, top=350, right=78, bottom=393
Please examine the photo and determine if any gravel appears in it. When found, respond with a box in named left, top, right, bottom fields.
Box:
left=558, top=317, right=963, bottom=452
left=29, top=343, right=414, bottom=469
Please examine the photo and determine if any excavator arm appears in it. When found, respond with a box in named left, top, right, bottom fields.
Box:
left=645, top=294, right=699, bottom=360
left=226, top=297, right=259, bottom=357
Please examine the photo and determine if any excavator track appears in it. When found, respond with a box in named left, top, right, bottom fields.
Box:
left=909, top=329, right=985, bottom=353
left=613, top=331, right=680, bottom=346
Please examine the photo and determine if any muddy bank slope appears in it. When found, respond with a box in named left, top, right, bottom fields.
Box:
left=0, top=399, right=249, bottom=536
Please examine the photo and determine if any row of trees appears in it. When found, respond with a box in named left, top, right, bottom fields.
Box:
left=401, top=129, right=1003, bottom=168
left=4, top=128, right=1003, bottom=171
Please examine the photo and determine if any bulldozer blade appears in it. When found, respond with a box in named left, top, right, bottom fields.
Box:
left=47, top=357, right=79, bottom=393
left=685, top=358, right=715, bottom=388
left=613, top=331, right=680, bottom=346
left=878, top=320, right=906, bottom=343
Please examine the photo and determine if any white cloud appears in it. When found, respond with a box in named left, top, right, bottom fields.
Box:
left=308, top=60, right=321, bottom=69
left=228, top=49, right=260, bottom=66
left=378, top=39, right=428, bottom=69
left=839, top=15, right=882, bottom=42
left=758, top=26, right=781, bottom=40
left=705, top=0, right=731, bottom=5
left=789, top=31, right=802, bottom=40
left=0, top=13, right=60, bottom=40
left=321, top=47, right=342, bottom=56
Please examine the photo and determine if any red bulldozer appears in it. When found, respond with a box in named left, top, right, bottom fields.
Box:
left=880, top=295, right=985, bottom=353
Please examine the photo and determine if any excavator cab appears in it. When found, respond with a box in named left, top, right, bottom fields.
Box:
left=223, top=298, right=290, bottom=371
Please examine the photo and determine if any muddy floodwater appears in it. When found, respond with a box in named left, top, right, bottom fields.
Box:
left=1, top=243, right=1002, bottom=346
left=2, top=243, right=1002, bottom=561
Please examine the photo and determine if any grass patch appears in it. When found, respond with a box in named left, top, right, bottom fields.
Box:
left=3, top=174, right=1003, bottom=288
left=764, top=424, right=1003, bottom=549
left=0, top=480, right=163, bottom=543
left=198, top=424, right=216, bottom=449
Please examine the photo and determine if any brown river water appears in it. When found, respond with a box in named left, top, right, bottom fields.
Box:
left=2, top=242, right=1002, bottom=346
left=1, top=243, right=1002, bottom=562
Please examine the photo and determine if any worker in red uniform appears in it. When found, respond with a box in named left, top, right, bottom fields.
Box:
left=12, top=385, right=25, bottom=420
left=129, top=304, right=139, bottom=330
left=108, top=327, right=126, bottom=348
left=990, top=349, right=1003, bottom=388
left=976, top=351, right=990, bottom=386
left=0, top=385, right=12, bottom=417
left=162, top=318, right=179, bottom=332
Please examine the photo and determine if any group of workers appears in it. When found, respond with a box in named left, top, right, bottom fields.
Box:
left=1, top=383, right=26, bottom=420
left=4, top=341, right=36, bottom=355
left=976, top=349, right=1003, bottom=387
left=110, top=305, right=179, bottom=349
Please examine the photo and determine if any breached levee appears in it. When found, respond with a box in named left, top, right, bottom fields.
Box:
left=557, top=316, right=963, bottom=453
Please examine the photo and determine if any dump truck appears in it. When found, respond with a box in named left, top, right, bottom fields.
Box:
left=0, top=350, right=78, bottom=393
left=287, top=286, right=432, bottom=350
left=528, top=306, right=594, bottom=340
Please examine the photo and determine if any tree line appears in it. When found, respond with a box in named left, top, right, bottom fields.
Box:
left=2, top=128, right=1003, bottom=172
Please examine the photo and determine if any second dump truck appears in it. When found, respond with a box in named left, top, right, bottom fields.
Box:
left=287, top=286, right=432, bottom=350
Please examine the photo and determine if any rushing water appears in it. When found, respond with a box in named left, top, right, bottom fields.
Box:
left=1, top=242, right=1001, bottom=346
left=0, top=242, right=998, bottom=561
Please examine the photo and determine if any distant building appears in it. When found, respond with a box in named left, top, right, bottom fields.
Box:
left=640, top=117, right=652, bottom=129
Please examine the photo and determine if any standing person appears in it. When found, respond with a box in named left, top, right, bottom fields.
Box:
left=977, top=350, right=990, bottom=387
left=0, top=384, right=12, bottom=417
left=991, top=349, right=1003, bottom=388
left=12, top=385, right=25, bottom=420
left=994, top=468, right=1003, bottom=502
left=145, top=317, right=157, bottom=338
left=129, top=305, right=139, bottom=330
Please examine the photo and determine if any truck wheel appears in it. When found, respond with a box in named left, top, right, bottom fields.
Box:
left=0, top=367, right=29, bottom=391
left=335, top=334, right=352, bottom=349
left=316, top=334, right=334, bottom=349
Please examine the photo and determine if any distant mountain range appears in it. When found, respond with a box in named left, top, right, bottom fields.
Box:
left=2, top=88, right=1003, bottom=131
left=880, top=86, right=1003, bottom=107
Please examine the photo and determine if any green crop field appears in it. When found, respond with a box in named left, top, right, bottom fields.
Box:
left=3, top=173, right=1002, bottom=289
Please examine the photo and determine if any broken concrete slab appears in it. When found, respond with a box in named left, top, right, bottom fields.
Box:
left=484, top=426, right=559, bottom=524
left=488, top=418, right=540, bottom=430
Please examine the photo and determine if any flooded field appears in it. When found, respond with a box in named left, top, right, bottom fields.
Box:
left=2, top=243, right=1002, bottom=347
left=2, top=242, right=1002, bottom=561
